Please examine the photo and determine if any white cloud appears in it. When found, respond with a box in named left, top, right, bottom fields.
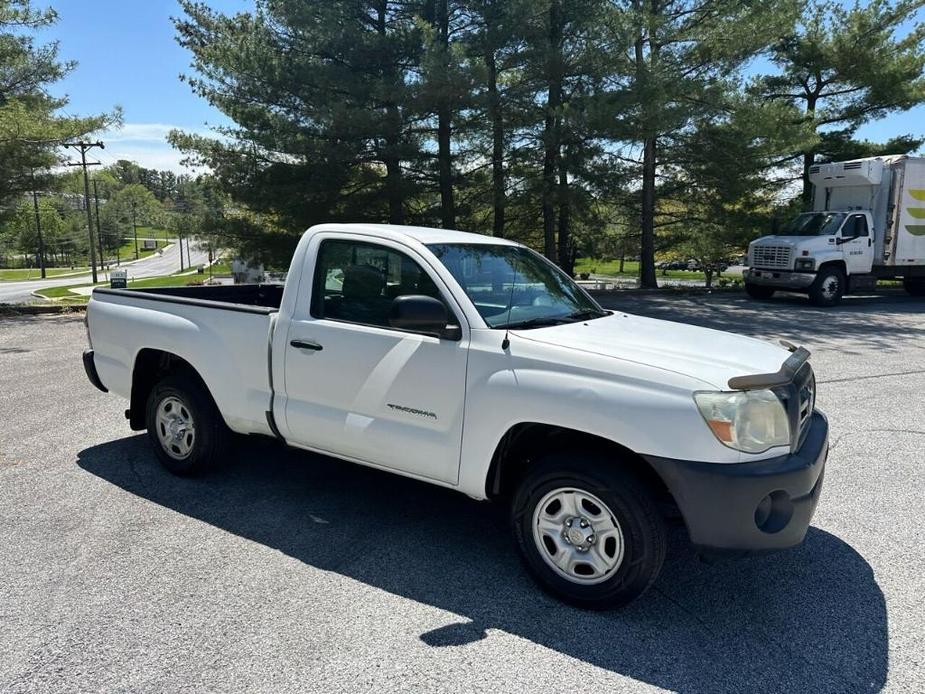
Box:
left=92, top=122, right=216, bottom=174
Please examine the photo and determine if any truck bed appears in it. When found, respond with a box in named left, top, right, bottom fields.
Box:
left=93, top=283, right=284, bottom=312
left=88, top=283, right=280, bottom=437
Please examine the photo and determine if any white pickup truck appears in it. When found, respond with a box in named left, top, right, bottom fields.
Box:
left=84, top=223, right=828, bottom=608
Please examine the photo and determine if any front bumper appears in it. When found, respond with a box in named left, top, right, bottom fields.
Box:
left=645, top=411, right=828, bottom=552
left=83, top=349, right=108, bottom=393
left=745, top=268, right=816, bottom=289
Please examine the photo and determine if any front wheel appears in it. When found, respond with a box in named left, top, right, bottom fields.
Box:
left=511, top=453, right=667, bottom=610
left=744, top=282, right=775, bottom=300
left=145, top=372, right=227, bottom=476
left=808, top=266, right=845, bottom=307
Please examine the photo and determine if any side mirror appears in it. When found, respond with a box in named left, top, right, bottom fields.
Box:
left=389, top=295, right=460, bottom=339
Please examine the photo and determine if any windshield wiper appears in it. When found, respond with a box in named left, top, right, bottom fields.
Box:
left=566, top=309, right=610, bottom=321
left=499, top=309, right=610, bottom=330
left=499, top=316, right=574, bottom=330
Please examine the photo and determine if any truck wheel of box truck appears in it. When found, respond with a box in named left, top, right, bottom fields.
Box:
left=145, top=373, right=228, bottom=476
left=510, top=452, right=667, bottom=610
left=904, top=278, right=925, bottom=297
left=744, top=283, right=776, bottom=300
left=808, top=266, right=846, bottom=307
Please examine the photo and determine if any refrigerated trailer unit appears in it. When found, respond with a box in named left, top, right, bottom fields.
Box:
left=745, top=155, right=925, bottom=306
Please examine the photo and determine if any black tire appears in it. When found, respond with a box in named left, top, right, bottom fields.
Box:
left=903, top=278, right=925, bottom=297
left=145, top=372, right=228, bottom=476
left=510, top=453, right=667, bottom=610
left=808, top=266, right=846, bottom=307
left=744, top=282, right=776, bottom=300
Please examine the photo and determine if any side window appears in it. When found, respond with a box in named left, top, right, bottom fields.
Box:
left=840, top=216, right=856, bottom=237
left=842, top=215, right=868, bottom=238
left=311, top=239, right=447, bottom=328
left=854, top=215, right=869, bottom=237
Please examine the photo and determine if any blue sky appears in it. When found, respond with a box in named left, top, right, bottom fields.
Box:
left=39, top=0, right=925, bottom=173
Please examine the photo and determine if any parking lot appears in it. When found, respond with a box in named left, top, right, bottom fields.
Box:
left=1, top=291, right=923, bottom=693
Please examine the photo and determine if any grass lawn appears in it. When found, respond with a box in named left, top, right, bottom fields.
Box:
left=35, top=269, right=206, bottom=303
left=207, top=259, right=232, bottom=275
left=574, top=258, right=742, bottom=281
left=0, top=267, right=89, bottom=281
left=110, top=228, right=171, bottom=262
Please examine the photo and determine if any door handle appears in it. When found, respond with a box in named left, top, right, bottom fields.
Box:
left=868, top=238, right=872, bottom=247
left=290, top=339, right=323, bottom=351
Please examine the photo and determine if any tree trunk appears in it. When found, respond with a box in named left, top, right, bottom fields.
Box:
left=435, top=0, right=455, bottom=228
left=557, top=159, right=571, bottom=274
left=542, top=0, right=563, bottom=262
left=639, top=135, right=658, bottom=288
left=634, top=6, right=658, bottom=289
left=801, top=150, right=815, bottom=207
left=384, top=153, right=404, bottom=224
left=437, top=110, right=454, bottom=228
left=486, top=46, right=505, bottom=237
left=705, top=268, right=713, bottom=289
left=378, top=1, right=405, bottom=225
left=801, top=94, right=818, bottom=207
left=619, top=252, right=625, bottom=274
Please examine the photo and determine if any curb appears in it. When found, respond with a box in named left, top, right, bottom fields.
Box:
left=0, top=303, right=86, bottom=316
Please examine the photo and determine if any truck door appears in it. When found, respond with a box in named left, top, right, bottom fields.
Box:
left=840, top=213, right=874, bottom=274
left=279, top=235, right=468, bottom=485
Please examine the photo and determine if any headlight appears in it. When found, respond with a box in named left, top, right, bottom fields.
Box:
left=795, top=258, right=815, bottom=271
left=693, top=390, right=790, bottom=453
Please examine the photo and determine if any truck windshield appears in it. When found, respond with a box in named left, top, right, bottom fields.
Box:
left=428, top=243, right=607, bottom=329
left=780, top=212, right=846, bottom=236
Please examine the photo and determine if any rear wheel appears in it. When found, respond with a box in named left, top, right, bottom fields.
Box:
left=145, top=373, right=227, bottom=476
left=903, top=278, right=925, bottom=297
left=744, top=282, right=775, bottom=300
left=808, top=266, right=845, bottom=307
left=511, top=453, right=667, bottom=610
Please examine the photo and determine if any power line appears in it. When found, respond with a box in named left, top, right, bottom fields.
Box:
left=63, top=141, right=104, bottom=283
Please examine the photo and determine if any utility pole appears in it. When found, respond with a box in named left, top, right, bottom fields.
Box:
left=179, top=233, right=185, bottom=272
left=30, top=169, right=46, bottom=279
left=92, top=179, right=105, bottom=276
left=186, top=235, right=192, bottom=269
left=64, top=141, right=104, bottom=283
left=132, top=199, right=139, bottom=260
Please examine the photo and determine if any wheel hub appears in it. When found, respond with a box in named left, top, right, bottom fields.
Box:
left=531, top=487, right=626, bottom=585
left=563, top=516, right=596, bottom=551
left=155, top=396, right=196, bottom=460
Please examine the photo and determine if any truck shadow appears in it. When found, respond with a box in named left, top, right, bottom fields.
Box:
left=77, top=435, right=887, bottom=693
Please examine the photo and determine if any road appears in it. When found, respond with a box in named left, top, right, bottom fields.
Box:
left=0, top=240, right=210, bottom=304
left=1, top=292, right=923, bottom=692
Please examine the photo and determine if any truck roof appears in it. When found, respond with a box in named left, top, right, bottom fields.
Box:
left=307, top=223, right=521, bottom=247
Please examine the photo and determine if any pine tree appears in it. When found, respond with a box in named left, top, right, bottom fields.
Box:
left=759, top=0, right=925, bottom=203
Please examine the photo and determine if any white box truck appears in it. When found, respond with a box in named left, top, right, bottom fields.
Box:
left=745, top=155, right=925, bottom=306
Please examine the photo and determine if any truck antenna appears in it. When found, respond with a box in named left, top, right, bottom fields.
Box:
left=501, top=252, right=517, bottom=351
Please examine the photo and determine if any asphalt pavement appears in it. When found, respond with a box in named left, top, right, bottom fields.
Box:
left=0, top=240, right=210, bottom=304
left=1, top=291, right=923, bottom=693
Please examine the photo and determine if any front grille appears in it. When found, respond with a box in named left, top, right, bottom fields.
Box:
left=753, top=245, right=792, bottom=270
left=773, top=362, right=815, bottom=451
left=797, top=368, right=815, bottom=445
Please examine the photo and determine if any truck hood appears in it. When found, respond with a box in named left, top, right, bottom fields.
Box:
left=513, top=312, right=790, bottom=390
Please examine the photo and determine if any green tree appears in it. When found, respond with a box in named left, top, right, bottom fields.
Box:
left=602, top=0, right=801, bottom=288
left=463, top=0, right=532, bottom=237
left=101, top=184, right=162, bottom=259
left=170, top=0, right=425, bottom=245
left=0, top=1, right=116, bottom=214
left=758, top=0, right=925, bottom=203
